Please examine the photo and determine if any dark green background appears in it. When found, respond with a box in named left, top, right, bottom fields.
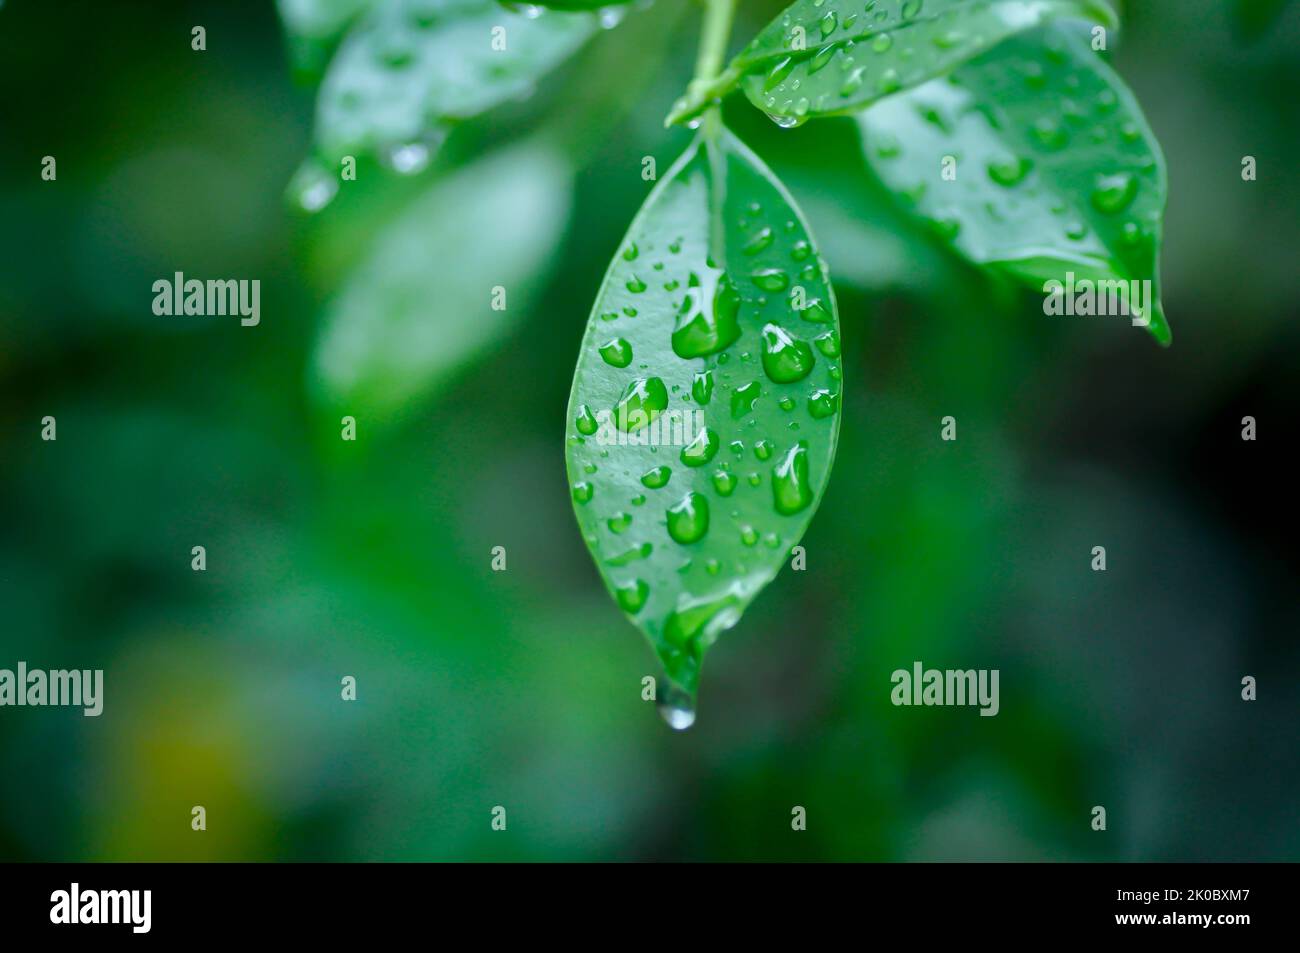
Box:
left=1, top=0, right=1296, bottom=860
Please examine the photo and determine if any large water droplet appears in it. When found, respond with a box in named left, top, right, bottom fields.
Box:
left=773, top=440, right=814, bottom=514
left=575, top=404, right=599, bottom=435
left=731, top=380, right=762, bottom=418
left=615, top=578, right=648, bottom=613
left=680, top=427, right=720, bottom=467
left=761, top=324, right=816, bottom=383
left=667, top=492, right=710, bottom=544
left=572, top=481, right=593, bottom=503
left=1090, top=172, right=1138, bottom=214
left=692, top=370, right=714, bottom=405
left=613, top=378, right=668, bottom=432
left=751, top=268, right=790, bottom=292
left=808, top=388, right=839, bottom=419
left=672, top=269, right=742, bottom=359
left=641, top=465, right=671, bottom=488
left=599, top=337, right=633, bottom=367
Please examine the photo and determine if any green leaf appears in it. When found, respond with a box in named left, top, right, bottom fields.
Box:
left=311, top=0, right=598, bottom=163
left=565, top=128, right=842, bottom=718
left=312, top=141, right=573, bottom=421
left=719, top=0, right=1116, bottom=126
left=857, top=23, right=1171, bottom=343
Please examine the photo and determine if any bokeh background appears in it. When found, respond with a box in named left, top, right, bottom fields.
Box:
left=1, top=0, right=1297, bottom=861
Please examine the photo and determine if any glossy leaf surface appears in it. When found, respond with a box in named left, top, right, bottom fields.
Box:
left=858, top=23, right=1170, bottom=342
left=565, top=129, right=843, bottom=717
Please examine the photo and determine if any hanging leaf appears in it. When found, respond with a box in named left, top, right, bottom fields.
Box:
left=857, top=24, right=1169, bottom=342
left=310, top=0, right=598, bottom=165
left=312, top=141, right=573, bottom=421
left=668, top=0, right=1116, bottom=126
left=564, top=128, right=843, bottom=723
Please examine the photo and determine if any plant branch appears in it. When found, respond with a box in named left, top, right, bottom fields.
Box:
left=665, top=0, right=739, bottom=129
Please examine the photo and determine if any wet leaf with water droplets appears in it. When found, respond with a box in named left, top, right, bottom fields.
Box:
left=306, top=0, right=599, bottom=167
left=721, top=0, right=1116, bottom=126
left=565, top=129, right=842, bottom=712
left=857, top=24, right=1171, bottom=343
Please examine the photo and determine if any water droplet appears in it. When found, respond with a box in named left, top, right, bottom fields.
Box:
left=744, top=226, right=775, bottom=255
left=1031, top=117, right=1069, bottom=150
left=791, top=240, right=812, bottom=261
left=608, top=511, right=633, bottom=534
left=779, top=395, right=796, bottom=411
left=383, top=141, right=434, bottom=175
left=809, top=44, right=837, bottom=73
left=808, top=388, right=839, bottom=419
left=901, top=0, right=923, bottom=19
left=740, top=525, right=758, bottom=546
left=641, top=466, right=671, bottom=489
left=933, top=29, right=963, bottom=49
left=871, top=32, right=893, bottom=53
left=1065, top=220, right=1088, bottom=240
left=681, top=427, right=720, bottom=467
left=930, top=217, right=961, bottom=241
left=667, top=492, right=710, bottom=544
left=607, top=542, right=652, bottom=566
left=599, top=337, right=633, bottom=367
left=761, top=324, right=816, bottom=383
left=773, top=440, right=813, bottom=514
left=575, top=404, right=599, bottom=435
left=987, top=155, right=1032, bottom=187
left=572, top=481, right=593, bottom=503
left=288, top=160, right=339, bottom=213
left=813, top=329, right=840, bottom=357
left=613, top=377, right=668, bottom=432
left=712, top=468, right=737, bottom=496
left=1090, top=172, right=1138, bottom=214
left=819, top=11, right=838, bottom=38
left=754, top=439, right=773, bottom=461
left=692, top=370, right=714, bottom=405
left=731, top=380, right=762, bottom=418
left=598, top=5, right=626, bottom=29
left=751, top=268, right=790, bottom=292
left=764, top=56, right=796, bottom=91
left=623, top=242, right=638, bottom=261
left=840, top=67, right=866, bottom=97
left=672, top=269, right=742, bottom=359
left=878, top=69, right=901, bottom=94
left=615, top=578, right=648, bottom=613
left=768, top=113, right=807, bottom=129
left=656, top=682, right=695, bottom=729
left=625, top=275, right=647, bottom=293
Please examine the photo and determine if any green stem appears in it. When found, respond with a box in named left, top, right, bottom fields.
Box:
left=666, top=0, right=739, bottom=129
left=693, top=0, right=737, bottom=88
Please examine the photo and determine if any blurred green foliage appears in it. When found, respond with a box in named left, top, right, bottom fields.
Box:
left=0, top=0, right=1297, bottom=861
